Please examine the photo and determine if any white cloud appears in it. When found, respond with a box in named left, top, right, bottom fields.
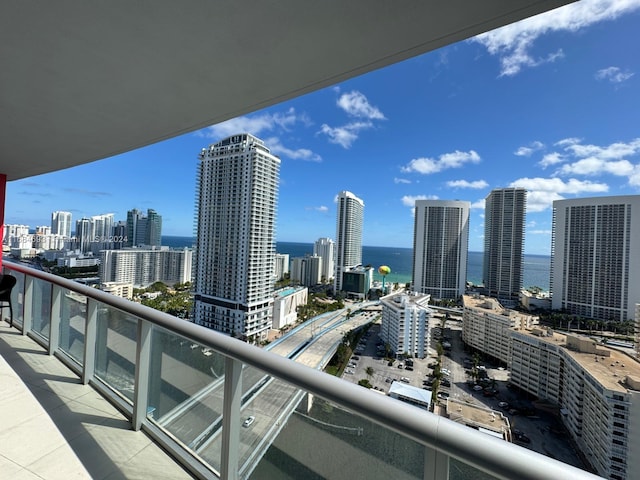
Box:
left=401, top=195, right=438, bottom=207
left=514, top=141, right=544, bottom=157
left=630, top=165, right=640, bottom=187
left=263, top=136, right=321, bottom=162
left=394, top=178, right=412, bottom=184
left=472, top=0, right=640, bottom=76
left=530, top=229, right=552, bottom=235
left=471, top=199, right=486, bottom=210
left=555, top=137, right=582, bottom=147
left=509, top=177, right=609, bottom=212
left=318, top=121, right=373, bottom=149
left=595, top=66, right=635, bottom=83
left=337, top=91, right=386, bottom=120
left=306, top=205, right=329, bottom=212
left=446, top=179, right=488, bottom=189
left=202, top=107, right=308, bottom=138
left=319, top=91, right=385, bottom=148
left=543, top=138, right=640, bottom=180
left=557, top=158, right=634, bottom=176
left=402, top=150, right=480, bottom=174
left=539, top=152, right=565, bottom=168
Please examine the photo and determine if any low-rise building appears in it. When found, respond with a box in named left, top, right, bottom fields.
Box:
left=101, top=282, right=134, bottom=299
left=462, top=294, right=640, bottom=480
left=445, top=398, right=511, bottom=441
left=462, top=294, right=538, bottom=364
left=272, top=286, right=308, bottom=330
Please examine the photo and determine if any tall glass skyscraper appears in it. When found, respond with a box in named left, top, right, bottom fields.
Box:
left=193, top=134, right=280, bottom=340
left=334, top=191, right=364, bottom=294
left=551, top=195, right=640, bottom=322
left=412, top=200, right=469, bottom=300
left=483, top=187, right=527, bottom=301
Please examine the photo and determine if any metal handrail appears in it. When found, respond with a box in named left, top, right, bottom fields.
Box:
left=3, top=261, right=603, bottom=480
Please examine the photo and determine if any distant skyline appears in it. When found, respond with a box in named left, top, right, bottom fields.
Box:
left=6, top=0, right=640, bottom=255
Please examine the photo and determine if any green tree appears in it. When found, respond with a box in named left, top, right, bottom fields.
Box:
left=365, top=366, right=374, bottom=380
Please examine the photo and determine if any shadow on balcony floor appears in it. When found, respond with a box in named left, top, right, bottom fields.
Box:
left=0, top=321, right=194, bottom=480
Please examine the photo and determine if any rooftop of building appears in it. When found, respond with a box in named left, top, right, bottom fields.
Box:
left=463, top=294, right=538, bottom=327
left=514, top=328, right=640, bottom=393
left=445, top=398, right=510, bottom=440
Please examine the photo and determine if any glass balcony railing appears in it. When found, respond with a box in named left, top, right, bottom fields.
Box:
left=1, top=261, right=603, bottom=480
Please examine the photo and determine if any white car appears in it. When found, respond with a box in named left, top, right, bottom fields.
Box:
left=242, top=416, right=255, bottom=427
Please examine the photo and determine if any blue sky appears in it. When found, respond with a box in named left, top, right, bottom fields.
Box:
left=7, top=0, right=640, bottom=255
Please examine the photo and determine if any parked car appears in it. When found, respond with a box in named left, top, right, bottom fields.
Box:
left=243, top=416, right=255, bottom=427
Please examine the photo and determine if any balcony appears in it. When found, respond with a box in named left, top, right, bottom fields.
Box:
left=0, top=261, right=602, bottom=480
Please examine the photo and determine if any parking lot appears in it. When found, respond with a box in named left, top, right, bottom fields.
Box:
left=341, top=315, right=586, bottom=471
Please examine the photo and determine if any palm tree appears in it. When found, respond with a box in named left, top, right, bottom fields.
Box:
left=365, top=366, right=374, bottom=380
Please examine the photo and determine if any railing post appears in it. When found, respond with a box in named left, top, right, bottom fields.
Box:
left=83, top=298, right=98, bottom=385
left=424, top=446, right=450, bottom=480
left=22, top=275, right=33, bottom=335
left=220, top=357, right=243, bottom=480
left=133, top=319, right=152, bottom=431
left=48, top=284, right=62, bottom=355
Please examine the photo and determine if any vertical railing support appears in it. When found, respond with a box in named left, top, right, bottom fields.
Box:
left=49, top=284, right=62, bottom=355
left=83, top=298, right=98, bottom=385
left=133, top=319, right=152, bottom=431
left=220, top=357, right=243, bottom=480
left=22, top=275, right=33, bottom=335
left=424, top=446, right=450, bottom=480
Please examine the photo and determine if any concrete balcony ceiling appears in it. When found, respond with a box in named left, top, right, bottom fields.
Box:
left=0, top=1, right=574, bottom=181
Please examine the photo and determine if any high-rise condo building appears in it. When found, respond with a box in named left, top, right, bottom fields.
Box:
left=193, top=133, right=280, bottom=340
left=51, top=211, right=72, bottom=238
left=100, top=247, right=192, bottom=287
left=126, top=208, right=162, bottom=247
left=412, top=200, right=469, bottom=299
left=551, top=195, right=640, bottom=322
left=334, top=191, right=364, bottom=294
left=75, top=218, right=92, bottom=253
left=314, top=237, right=335, bottom=283
left=483, top=187, right=527, bottom=301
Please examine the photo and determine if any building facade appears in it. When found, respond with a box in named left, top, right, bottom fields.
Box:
left=291, top=255, right=322, bottom=287
left=193, top=134, right=279, bottom=339
left=314, top=237, right=335, bottom=283
left=412, top=200, right=469, bottom=300
left=274, top=253, right=289, bottom=281
left=483, top=188, right=526, bottom=301
left=551, top=195, right=640, bottom=322
left=462, top=294, right=538, bottom=365
left=100, top=247, right=192, bottom=287
left=272, top=286, right=308, bottom=330
left=126, top=208, right=162, bottom=247
left=51, top=211, right=72, bottom=238
left=462, top=295, right=640, bottom=480
left=334, top=191, right=364, bottom=294
left=380, top=292, right=432, bottom=359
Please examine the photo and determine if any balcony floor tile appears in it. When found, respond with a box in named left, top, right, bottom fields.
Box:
left=0, top=322, right=193, bottom=480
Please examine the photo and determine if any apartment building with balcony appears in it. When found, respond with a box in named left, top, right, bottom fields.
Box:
left=380, top=292, right=432, bottom=359
left=462, top=294, right=538, bottom=365
left=412, top=200, right=469, bottom=300
left=551, top=195, right=640, bottom=323
left=463, top=294, right=640, bottom=480
left=193, top=134, right=279, bottom=339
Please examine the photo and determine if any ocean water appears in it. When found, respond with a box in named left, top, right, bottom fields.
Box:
left=163, top=236, right=550, bottom=291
